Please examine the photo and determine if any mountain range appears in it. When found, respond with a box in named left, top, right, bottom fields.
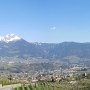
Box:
left=0, top=34, right=90, bottom=61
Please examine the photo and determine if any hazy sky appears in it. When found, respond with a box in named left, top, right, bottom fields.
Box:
left=0, top=0, right=90, bottom=43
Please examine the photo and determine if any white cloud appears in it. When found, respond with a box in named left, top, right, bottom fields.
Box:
left=50, top=26, right=56, bottom=30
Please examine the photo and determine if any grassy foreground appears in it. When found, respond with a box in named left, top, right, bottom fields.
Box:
left=12, top=80, right=90, bottom=90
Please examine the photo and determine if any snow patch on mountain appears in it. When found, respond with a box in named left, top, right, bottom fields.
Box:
left=0, top=34, right=21, bottom=43
left=32, top=42, right=42, bottom=45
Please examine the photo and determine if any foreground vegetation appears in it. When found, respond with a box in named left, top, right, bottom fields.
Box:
left=12, top=79, right=90, bottom=90
left=0, top=73, right=90, bottom=90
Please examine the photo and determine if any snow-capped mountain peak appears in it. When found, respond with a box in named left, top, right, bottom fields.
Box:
left=0, top=34, right=21, bottom=43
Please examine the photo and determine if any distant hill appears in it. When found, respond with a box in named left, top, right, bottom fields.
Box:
left=0, top=34, right=90, bottom=61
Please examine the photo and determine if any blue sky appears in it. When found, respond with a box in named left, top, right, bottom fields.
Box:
left=0, top=0, right=90, bottom=43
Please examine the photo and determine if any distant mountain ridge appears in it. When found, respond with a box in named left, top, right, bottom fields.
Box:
left=0, top=34, right=90, bottom=60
